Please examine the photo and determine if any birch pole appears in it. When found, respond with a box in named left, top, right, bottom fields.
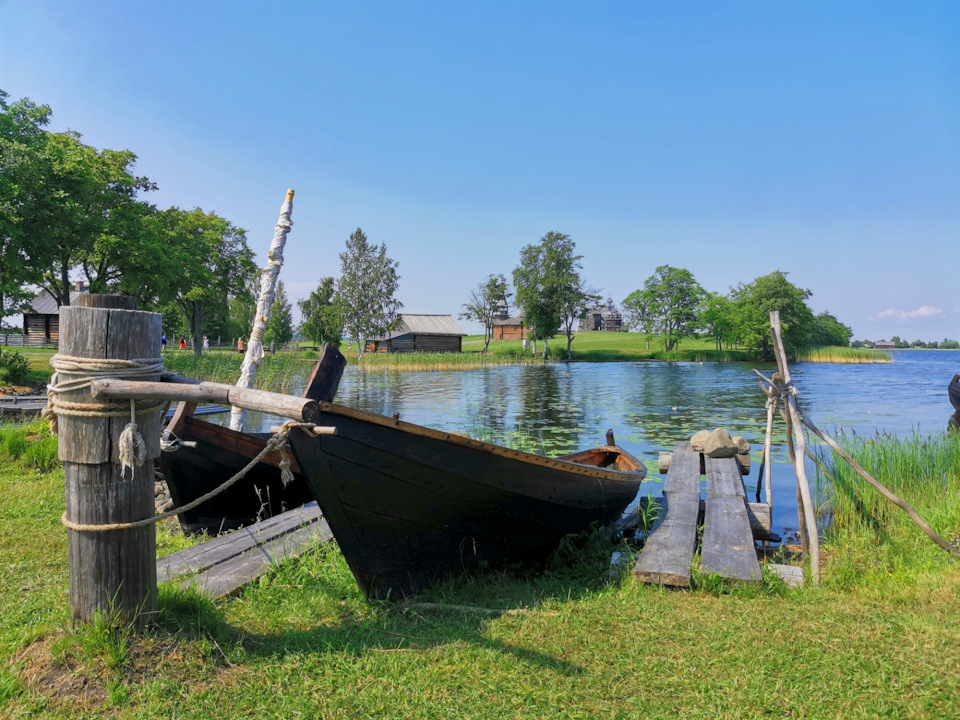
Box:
left=230, top=189, right=295, bottom=431
left=769, top=310, right=821, bottom=583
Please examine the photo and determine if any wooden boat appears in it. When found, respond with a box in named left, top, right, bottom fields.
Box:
left=950, top=374, right=960, bottom=413
left=287, top=405, right=646, bottom=599
left=160, top=345, right=346, bottom=534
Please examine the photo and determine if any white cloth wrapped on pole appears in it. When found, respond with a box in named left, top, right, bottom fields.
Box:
left=230, top=189, right=295, bottom=431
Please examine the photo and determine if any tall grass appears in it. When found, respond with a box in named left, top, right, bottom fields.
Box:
left=796, top=345, right=892, bottom=363
left=162, top=351, right=317, bottom=393
left=0, top=418, right=59, bottom=471
left=355, top=349, right=557, bottom=371
left=813, top=429, right=960, bottom=585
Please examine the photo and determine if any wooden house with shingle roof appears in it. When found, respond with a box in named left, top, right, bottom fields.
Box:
left=365, top=314, right=467, bottom=354
left=22, top=283, right=89, bottom=344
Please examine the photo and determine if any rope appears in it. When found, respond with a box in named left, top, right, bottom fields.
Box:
left=61, top=421, right=313, bottom=532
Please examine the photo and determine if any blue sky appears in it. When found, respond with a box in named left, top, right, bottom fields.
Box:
left=2, top=1, right=958, bottom=340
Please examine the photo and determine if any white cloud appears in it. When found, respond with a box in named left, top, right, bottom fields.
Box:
left=872, top=306, right=943, bottom=321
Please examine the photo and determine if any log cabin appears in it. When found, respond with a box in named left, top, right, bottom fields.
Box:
left=365, top=314, right=467, bottom=353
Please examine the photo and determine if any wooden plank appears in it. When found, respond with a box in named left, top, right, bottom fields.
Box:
left=701, top=456, right=762, bottom=582
left=157, top=502, right=323, bottom=582
left=633, top=442, right=701, bottom=586
left=184, top=518, right=334, bottom=597
left=659, top=450, right=751, bottom=476
left=302, top=344, right=347, bottom=402
left=697, top=499, right=773, bottom=541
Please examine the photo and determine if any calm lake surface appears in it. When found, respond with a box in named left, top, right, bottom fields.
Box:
left=242, top=349, right=960, bottom=539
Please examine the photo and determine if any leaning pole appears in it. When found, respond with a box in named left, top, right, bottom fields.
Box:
left=230, top=189, right=295, bottom=431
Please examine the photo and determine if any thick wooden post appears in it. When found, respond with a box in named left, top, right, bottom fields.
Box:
left=60, top=295, right=162, bottom=623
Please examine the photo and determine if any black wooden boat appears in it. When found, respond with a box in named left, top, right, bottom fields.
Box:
left=950, top=374, right=960, bottom=413
left=287, top=403, right=646, bottom=599
left=161, top=345, right=346, bottom=534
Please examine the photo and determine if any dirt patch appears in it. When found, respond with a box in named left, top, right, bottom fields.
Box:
left=14, top=635, right=107, bottom=711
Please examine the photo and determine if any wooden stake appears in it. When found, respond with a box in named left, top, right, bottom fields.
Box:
left=769, top=311, right=820, bottom=582
left=60, top=295, right=161, bottom=623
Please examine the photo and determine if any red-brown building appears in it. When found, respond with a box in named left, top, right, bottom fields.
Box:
left=491, top=300, right=526, bottom=340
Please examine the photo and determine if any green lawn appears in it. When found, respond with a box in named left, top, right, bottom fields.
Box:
left=2, top=420, right=958, bottom=718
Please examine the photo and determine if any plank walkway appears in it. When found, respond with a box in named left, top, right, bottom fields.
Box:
left=633, top=442, right=762, bottom=586
left=157, top=501, right=334, bottom=597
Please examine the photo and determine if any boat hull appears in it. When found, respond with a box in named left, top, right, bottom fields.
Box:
left=950, top=374, right=960, bottom=413
left=288, top=403, right=645, bottom=599
left=161, top=415, right=313, bottom=534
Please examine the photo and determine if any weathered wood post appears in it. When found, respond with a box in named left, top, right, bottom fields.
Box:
left=58, top=295, right=162, bottom=623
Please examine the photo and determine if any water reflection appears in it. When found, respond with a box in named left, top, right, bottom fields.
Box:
left=234, top=349, right=960, bottom=538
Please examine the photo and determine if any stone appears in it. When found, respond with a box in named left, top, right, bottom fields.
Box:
left=703, top=428, right=740, bottom=458
left=732, top=435, right=750, bottom=454
left=690, top=429, right=711, bottom=452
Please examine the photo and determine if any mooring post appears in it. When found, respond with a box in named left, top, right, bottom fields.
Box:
left=58, top=295, right=162, bottom=623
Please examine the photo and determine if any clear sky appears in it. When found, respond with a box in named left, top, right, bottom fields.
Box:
left=2, top=1, right=958, bottom=341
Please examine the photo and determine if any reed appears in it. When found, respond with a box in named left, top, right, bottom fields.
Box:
left=354, top=350, right=556, bottom=372
left=162, top=351, right=316, bottom=393
left=813, top=430, right=960, bottom=584
left=796, top=346, right=893, bottom=363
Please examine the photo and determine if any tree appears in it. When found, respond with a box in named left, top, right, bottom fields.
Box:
left=700, top=292, right=737, bottom=351
left=621, top=289, right=657, bottom=348
left=460, top=274, right=510, bottom=356
left=22, top=128, right=156, bottom=306
left=730, top=270, right=815, bottom=359
left=541, top=233, right=598, bottom=361
left=335, top=228, right=402, bottom=359
left=625, top=266, right=705, bottom=352
left=0, top=91, right=55, bottom=334
left=812, top=312, right=853, bottom=347
left=264, top=280, right=294, bottom=347
left=152, top=207, right=256, bottom=355
left=512, top=231, right=594, bottom=359
left=298, top=277, right=343, bottom=349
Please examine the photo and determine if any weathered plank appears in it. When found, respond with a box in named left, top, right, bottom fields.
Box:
left=700, top=456, right=762, bottom=582
left=157, top=502, right=324, bottom=582
left=633, top=442, right=701, bottom=586
left=183, top=518, right=334, bottom=597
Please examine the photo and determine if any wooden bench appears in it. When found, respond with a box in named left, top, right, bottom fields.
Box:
left=157, top=501, right=334, bottom=597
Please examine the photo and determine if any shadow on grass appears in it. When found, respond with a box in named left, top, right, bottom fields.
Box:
left=150, top=529, right=628, bottom=677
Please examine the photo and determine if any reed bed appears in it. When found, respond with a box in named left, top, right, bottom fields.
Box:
left=355, top=350, right=556, bottom=372
left=796, top=345, right=893, bottom=363
left=161, top=351, right=317, bottom=393
left=813, top=429, right=960, bottom=585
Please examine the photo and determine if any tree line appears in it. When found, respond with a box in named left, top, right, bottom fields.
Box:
left=463, top=237, right=854, bottom=360
left=1, top=90, right=403, bottom=358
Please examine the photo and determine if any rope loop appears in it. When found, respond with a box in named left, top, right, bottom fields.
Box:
left=62, top=421, right=316, bottom=532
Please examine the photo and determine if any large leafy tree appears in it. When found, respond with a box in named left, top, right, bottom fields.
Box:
left=541, top=232, right=598, bottom=361
left=730, top=270, right=815, bottom=359
left=298, top=277, right=343, bottom=349
left=812, top=311, right=852, bottom=347
left=335, top=228, right=402, bottom=359
left=626, top=265, right=706, bottom=352
left=152, top=207, right=256, bottom=355
left=513, top=231, right=594, bottom=359
left=460, top=273, right=510, bottom=356
left=264, top=280, right=294, bottom=347
left=621, top=289, right=657, bottom=349
left=700, top=292, right=738, bottom=351
left=0, top=91, right=54, bottom=333
left=24, top=128, right=156, bottom=305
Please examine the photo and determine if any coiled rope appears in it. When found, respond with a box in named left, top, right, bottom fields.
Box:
left=61, top=421, right=313, bottom=532
left=42, top=354, right=166, bottom=478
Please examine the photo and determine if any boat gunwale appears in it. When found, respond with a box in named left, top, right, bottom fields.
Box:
left=316, top=401, right=646, bottom=483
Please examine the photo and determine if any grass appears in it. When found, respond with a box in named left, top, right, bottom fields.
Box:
left=2, top=417, right=959, bottom=717
left=796, top=345, right=893, bottom=363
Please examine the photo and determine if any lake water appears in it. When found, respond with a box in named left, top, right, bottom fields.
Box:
left=238, top=349, right=960, bottom=539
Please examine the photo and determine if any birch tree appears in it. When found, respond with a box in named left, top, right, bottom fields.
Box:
left=335, top=228, right=402, bottom=359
